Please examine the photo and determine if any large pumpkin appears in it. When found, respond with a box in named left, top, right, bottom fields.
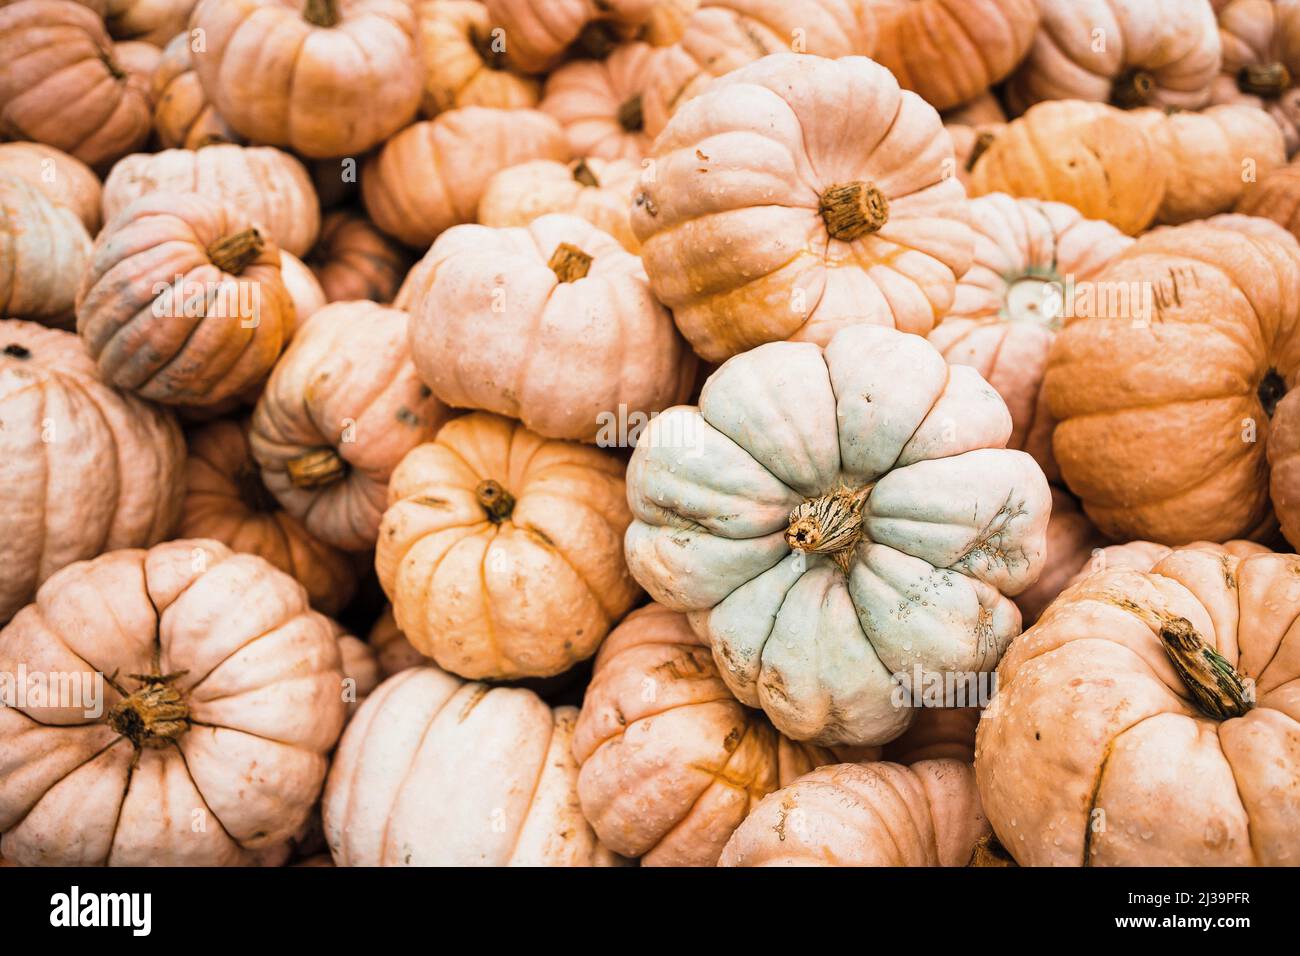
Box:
left=1211, top=0, right=1300, bottom=156
left=1045, top=224, right=1300, bottom=544
left=180, top=419, right=358, bottom=616
left=150, top=31, right=243, bottom=151
left=624, top=323, right=1052, bottom=745
left=76, top=191, right=294, bottom=406
left=0, top=1, right=153, bottom=169
left=361, top=106, right=569, bottom=248
left=250, top=301, right=452, bottom=552
left=414, top=0, right=540, bottom=117
left=0, top=320, right=184, bottom=623
left=540, top=42, right=658, bottom=161
left=408, top=214, right=696, bottom=443
left=1007, top=0, right=1222, bottom=114
left=101, top=145, right=321, bottom=258
left=322, top=665, right=621, bottom=865
left=632, top=53, right=973, bottom=363
left=976, top=547, right=1300, bottom=865
left=189, top=0, right=421, bottom=159
left=306, top=209, right=412, bottom=304
left=482, top=0, right=654, bottom=73
left=0, top=142, right=102, bottom=235
left=927, top=193, right=1134, bottom=479
left=0, top=172, right=93, bottom=328
left=0, top=539, right=347, bottom=866
left=376, top=412, right=640, bottom=680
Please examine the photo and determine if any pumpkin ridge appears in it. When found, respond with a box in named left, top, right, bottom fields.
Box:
left=503, top=709, right=564, bottom=863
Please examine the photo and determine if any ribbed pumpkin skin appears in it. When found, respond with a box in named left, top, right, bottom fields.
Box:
left=1235, top=161, right=1300, bottom=240
left=0, top=173, right=93, bottom=328
left=1211, top=0, right=1300, bottom=156
left=179, top=419, right=358, bottom=615
left=977, top=548, right=1300, bottom=866
left=1061, top=538, right=1270, bottom=594
left=250, top=301, right=453, bottom=552
left=106, top=0, right=196, bottom=46
left=1268, top=389, right=1300, bottom=547
left=189, top=0, right=421, bottom=159
left=362, top=107, right=569, bottom=248
left=0, top=142, right=102, bottom=234
left=376, top=412, right=640, bottom=680
left=540, top=42, right=659, bottom=161
left=0, top=1, right=153, bottom=169
left=0, top=539, right=347, bottom=866
left=483, top=0, right=655, bottom=73
left=76, top=191, right=294, bottom=407
left=102, top=145, right=321, bottom=258
left=414, top=0, right=540, bottom=117
left=307, top=209, right=412, bottom=304
left=0, top=320, right=184, bottom=623
left=322, top=666, right=622, bottom=866
left=150, top=32, right=243, bottom=151
left=278, top=252, right=328, bottom=333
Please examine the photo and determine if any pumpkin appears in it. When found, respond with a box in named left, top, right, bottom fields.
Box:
left=179, top=419, right=358, bottom=615
left=633, top=53, right=974, bottom=363
left=408, top=214, right=696, bottom=443
left=322, top=665, right=622, bottom=865
left=368, top=605, right=429, bottom=677
left=624, top=323, right=1052, bottom=745
left=249, top=301, right=451, bottom=553
left=1063, top=538, right=1271, bottom=593
left=362, top=106, right=569, bottom=248
left=483, top=0, right=654, bottom=73
left=1166, top=209, right=1300, bottom=246
left=102, top=145, right=321, bottom=258
left=376, top=412, right=640, bottom=679
left=642, top=0, right=876, bottom=138
left=1211, top=0, right=1300, bottom=156
left=0, top=320, right=185, bottom=623
left=927, top=193, right=1134, bottom=479
left=76, top=191, right=294, bottom=406
left=867, top=0, right=1039, bottom=112
left=969, top=100, right=1168, bottom=236
left=112, top=39, right=163, bottom=90
left=1235, top=159, right=1300, bottom=241
left=413, top=0, right=540, bottom=117
left=307, top=209, right=412, bottom=304
left=1045, top=224, right=1300, bottom=544
left=333, top=622, right=380, bottom=715
left=151, top=31, right=243, bottom=150
left=279, top=252, right=328, bottom=331
left=941, top=90, right=1008, bottom=126
left=477, top=157, right=642, bottom=253
left=0, top=539, right=348, bottom=866
left=1268, top=389, right=1300, bottom=547
left=106, top=0, right=196, bottom=45
left=0, top=1, right=153, bottom=169
left=976, top=547, right=1300, bottom=865
left=1006, top=0, right=1222, bottom=114
left=190, top=0, right=422, bottom=159
left=0, top=173, right=94, bottom=328
left=1012, top=488, right=1107, bottom=628
left=719, top=758, right=989, bottom=866
left=540, top=43, right=659, bottom=161
left=0, top=142, right=102, bottom=235
left=944, top=121, right=1005, bottom=193
left=641, top=0, right=696, bottom=44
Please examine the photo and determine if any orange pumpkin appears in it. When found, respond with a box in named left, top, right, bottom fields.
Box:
left=0, top=142, right=102, bottom=235
left=483, top=0, right=654, bottom=73
left=368, top=605, right=429, bottom=678
left=641, top=0, right=696, bottom=45
left=0, top=172, right=93, bottom=328
left=1211, top=0, right=1300, bottom=156
left=413, top=0, right=540, bottom=117
left=278, top=252, right=328, bottom=331
left=1268, top=389, right=1300, bottom=547
left=106, top=0, right=197, bottom=45
left=150, top=31, right=243, bottom=150
left=1235, top=159, right=1300, bottom=240
left=540, top=43, right=659, bottom=161
left=306, top=209, right=413, bottom=304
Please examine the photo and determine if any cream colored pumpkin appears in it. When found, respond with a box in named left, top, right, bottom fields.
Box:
left=633, top=53, right=974, bottom=363
left=414, top=0, right=540, bottom=117
left=540, top=42, right=658, bottom=161
left=323, top=665, right=622, bottom=865
left=0, top=172, right=93, bottom=328
left=0, top=142, right=102, bottom=234
left=150, top=31, right=243, bottom=150
left=1210, top=0, right=1300, bottom=156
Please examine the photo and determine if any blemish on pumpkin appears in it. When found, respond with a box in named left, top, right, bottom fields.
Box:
left=722, top=726, right=742, bottom=752
left=395, top=407, right=421, bottom=426
left=3, top=344, right=31, bottom=360
left=456, top=684, right=490, bottom=723
left=773, top=796, right=797, bottom=842
left=412, top=495, right=450, bottom=508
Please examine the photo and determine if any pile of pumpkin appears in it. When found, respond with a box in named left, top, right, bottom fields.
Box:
left=0, top=0, right=1297, bottom=869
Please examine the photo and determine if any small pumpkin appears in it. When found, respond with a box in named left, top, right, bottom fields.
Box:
left=540, top=43, right=659, bottom=161
left=76, top=191, right=294, bottom=406
left=944, top=120, right=1005, bottom=193
left=362, top=106, right=569, bottom=248
left=106, top=0, right=197, bottom=45
left=250, top=301, right=453, bottom=552
left=0, top=172, right=93, bottom=328
left=368, top=604, right=429, bottom=677
left=150, top=31, right=243, bottom=150
left=977, top=547, right=1300, bottom=865
left=376, top=412, right=640, bottom=680
left=102, top=145, right=321, bottom=258
left=279, top=252, right=328, bottom=331
left=0, top=1, right=153, bottom=169
left=624, top=323, right=1052, bottom=745
left=179, top=419, right=358, bottom=615
left=1012, top=487, right=1106, bottom=628
left=322, top=665, right=622, bottom=865
left=633, top=53, right=974, bottom=363
left=483, top=0, right=654, bottom=73
left=0, top=320, right=185, bottom=623
left=1211, top=0, right=1300, bottom=156
left=1007, top=0, right=1222, bottom=114
left=408, top=214, right=696, bottom=443
left=111, top=38, right=162, bottom=89
left=0, top=142, right=102, bottom=235
left=306, top=208, right=413, bottom=304
left=413, top=0, right=540, bottom=117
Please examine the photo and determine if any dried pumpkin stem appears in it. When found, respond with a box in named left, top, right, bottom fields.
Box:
left=1239, top=62, right=1291, bottom=97
left=785, top=485, right=871, bottom=573
left=208, top=228, right=264, bottom=275
left=575, top=20, right=619, bottom=59
left=1159, top=617, right=1253, bottom=720
left=966, top=129, right=997, bottom=173
left=549, top=242, right=593, bottom=282
left=286, top=447, right=347, bottom=490
left=303, top=0, right=340, bottom=27
left=475, top=479, right=515, bottom=522
left=968, top=832, right=1017, bottom=867
left=1111, top=69, right=1156, bottom=108
left=107, top=672, right=191, bottom=749
left=820, top=182, right=889, bottom=242
left=617, top=94, right=644, bottom=132
left=3, top=343, right=32, bottom=360
left=572, top=160, right=600, bottom=188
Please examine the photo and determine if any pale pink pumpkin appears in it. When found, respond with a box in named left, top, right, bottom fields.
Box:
left=151, top=31, right=243, bottom=150
left=0, top=172, right=93, bottom=328
left=540, top=42, right=659, bottom=161
left=483, top=0, right=655, bottom=73
left=0, top=142, right=102, bottom=234
left=1210, top=0, right=1300, bottom=156
left=413, top=0, right=540, bottom=117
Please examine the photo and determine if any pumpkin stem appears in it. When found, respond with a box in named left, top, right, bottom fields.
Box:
left=785, top=485, right=871, bottom=573
left=208, top=228, right=264, bottom=275
left=969, top=832, right=1017, bottom=867
left=107, top=671, right=191, bottom=749
left=1159, top=617, right=1253, bottom=720
left=966, top=129, right=997, bottom=173
left=303, top=0, right=340, bottom=27
left=1259, top=368, right=1286, bottom=417
left=548, top=242, right=593, bottom=282
left=236, top=461, right=280, bottom=513
left=1239, top=62, right=1291, bottom=98
left=617, top=94, right=644, bottom=132
left=1111, top=69, right=1157, bottom=108
left=475, top=479, right=515, bottom=522
left=3, top=343, right=32, bottom=360
left=574, top=20, right=619, bottom=59
left=286, top=447, right=347, bottom=490
left=572, top=160, right=600, bottom=187
left=820, top=182, right=889, bottom=242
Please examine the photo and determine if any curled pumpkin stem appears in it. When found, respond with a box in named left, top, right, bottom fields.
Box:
left=1239, top=62, right=1291, bottom=97
left=785, top=485, right=871, bottom=573
left=549, top=242, right=593, bottom=282
left=107, top=671, right=191, bottom=749
left=475, top=479, right=515, bottom=522
left=1159, top=616, right=1254, bottom=720
left=208, top=228, right=264, bottom=275
left=286, top=447, right=347, bottom=490
left=618, top=94, right=644, bottom=133
left=1111, top=69, right=1156, bottom=108
left=820, top=181, right=889, bottom=241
